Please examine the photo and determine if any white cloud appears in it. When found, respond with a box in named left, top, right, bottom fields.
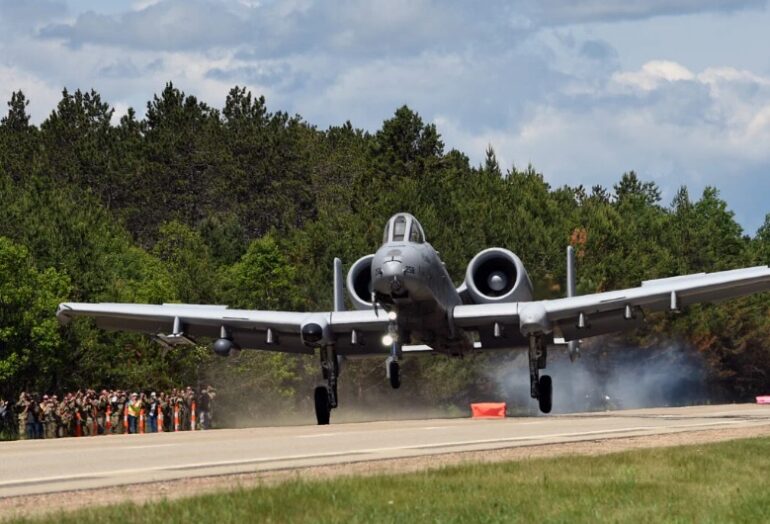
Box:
left=439, top=59, right=770, bottom=231
left=41, top=0, right=251, bottom=51
left=529, top=0, right=767, bottom=25
left=0, top=65, right=62, bottom=122
left=0, top=0, right=67, bottom=38
left=612, top=60, right=694, bottom=90
left=2, top=0, right=770, bottom=231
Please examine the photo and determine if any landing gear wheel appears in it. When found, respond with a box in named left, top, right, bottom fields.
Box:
left=314, top=386, right=331, bottom=425
left=538, top=375, right=553, bottom=414
left=389, top=361, right=401, bottom=389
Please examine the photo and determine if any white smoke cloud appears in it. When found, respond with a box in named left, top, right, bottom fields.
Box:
left=487, top=339, right=710, bottom=415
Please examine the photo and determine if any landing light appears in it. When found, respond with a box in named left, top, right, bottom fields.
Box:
left=382, top=334, right=394, bottom=346
left=387, top=311, right=397, bottom=321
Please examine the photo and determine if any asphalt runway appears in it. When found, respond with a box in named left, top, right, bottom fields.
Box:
left=2, top=403, right=770, bottom=498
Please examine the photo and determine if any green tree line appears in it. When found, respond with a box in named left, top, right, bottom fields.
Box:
left=1, top=84, right=770, bottom=421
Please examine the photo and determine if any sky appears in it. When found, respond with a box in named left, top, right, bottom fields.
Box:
left=1, top=0, right=769, bottom=233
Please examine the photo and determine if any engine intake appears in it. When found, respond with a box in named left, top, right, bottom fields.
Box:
left=346, top=254, right=375, bottom=310
left=463, top=248, right=533, bottom=304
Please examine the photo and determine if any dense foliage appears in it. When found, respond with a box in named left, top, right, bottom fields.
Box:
left=1, top=84, right=769, bottom=420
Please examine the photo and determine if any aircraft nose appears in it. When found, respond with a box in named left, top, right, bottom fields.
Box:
left=381, top=259, right=404, bottom=292
left=382, top=259, right=402, bottom=278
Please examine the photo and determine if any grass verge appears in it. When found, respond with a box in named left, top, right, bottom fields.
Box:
left=13, top=436, right=770, bottom=523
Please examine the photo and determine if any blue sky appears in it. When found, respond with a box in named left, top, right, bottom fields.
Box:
left=1, top=0, right=769, bottom=232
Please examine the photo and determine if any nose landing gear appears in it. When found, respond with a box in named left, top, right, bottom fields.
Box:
left=383, top=311, right=402, bottom=389
left=386, top=356, right=401, bottom=389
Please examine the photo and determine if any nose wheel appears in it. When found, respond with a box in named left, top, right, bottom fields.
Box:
left=386, top=333, right=402, bottom=389
left=387, top=358, right=401, bottom=389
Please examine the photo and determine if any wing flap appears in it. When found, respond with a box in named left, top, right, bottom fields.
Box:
left=451, top=302, right=519, bottom=328
left=556, top=307, right=644, bottom=342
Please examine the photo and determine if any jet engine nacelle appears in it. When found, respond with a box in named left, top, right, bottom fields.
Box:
left=346, top=254, right=375, bottom=310
left=463, top=248, right=533, bottom=304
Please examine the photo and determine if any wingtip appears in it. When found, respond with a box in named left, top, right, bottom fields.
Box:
left=55, top=303, right=72, bottom=325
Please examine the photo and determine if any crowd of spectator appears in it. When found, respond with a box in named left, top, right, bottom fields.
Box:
left=2, top=386, right=215, bottom=440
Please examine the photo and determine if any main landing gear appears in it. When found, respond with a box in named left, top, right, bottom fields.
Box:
left=528, top=335, right=553, bottom=414
left=314, top=345, right=339, bottom=425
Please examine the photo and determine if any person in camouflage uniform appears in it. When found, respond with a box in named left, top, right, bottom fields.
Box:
left=55, top=396, right=68, bottom=437
left=15, top=393, right=29, bottom=440
left=50, top=395, right=61, bottom=437
left=83, top=391, right=95, bottom=436
left=158, top=391, right=170, bottom=432
left=96, top=390, right=108, bottom=434
left=41, top=396, right=57, bottom=439
left=184, top=386, right=195, bottom=430
left=63, top=394, right=76, bottom=437
left=111, top=391, right=125, bottom=434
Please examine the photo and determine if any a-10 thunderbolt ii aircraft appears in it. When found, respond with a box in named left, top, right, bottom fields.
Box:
left=57, top=213, right=770, bottom=424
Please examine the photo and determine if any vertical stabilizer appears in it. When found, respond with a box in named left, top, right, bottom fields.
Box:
left=566, top=246, right=580, bottom=361
left=566, top=245, right=576, bottom=298
left=333, top=258, right=346, bottom=312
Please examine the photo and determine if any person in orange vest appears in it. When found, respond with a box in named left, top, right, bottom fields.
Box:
left=127, top=392, right=141, bottom=434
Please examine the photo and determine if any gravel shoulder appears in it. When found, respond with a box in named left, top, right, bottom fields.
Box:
left=3, top=424, right=770, bottom=520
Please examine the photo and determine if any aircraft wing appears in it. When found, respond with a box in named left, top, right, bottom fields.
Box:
left=56, top=302, right=391, bottom=356
left=452, top=265, right=770, bottom=347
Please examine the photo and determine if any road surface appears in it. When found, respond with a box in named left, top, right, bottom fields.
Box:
left=2, top=403, right=769, bottom=498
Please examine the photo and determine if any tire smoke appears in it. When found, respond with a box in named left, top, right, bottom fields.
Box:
left=488, top=338, right=711, bottom=414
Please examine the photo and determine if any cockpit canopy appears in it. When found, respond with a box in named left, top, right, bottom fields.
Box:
left=383, top=213, right=426, bottom=244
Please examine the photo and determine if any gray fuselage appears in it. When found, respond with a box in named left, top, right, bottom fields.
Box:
left=370, top=213, right=473, bottom=354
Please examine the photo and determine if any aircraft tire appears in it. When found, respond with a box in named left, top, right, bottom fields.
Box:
left=389, top=361, right=401, bottom=389
left=314, top=386, right=331, bottom=425
left=538, top=375, right=553, bottom=414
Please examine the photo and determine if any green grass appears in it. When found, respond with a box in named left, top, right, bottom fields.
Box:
left=15, top=437, right=770, bottom=524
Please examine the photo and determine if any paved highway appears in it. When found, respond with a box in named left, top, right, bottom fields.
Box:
left=2, top=403, right=769, bottom=498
